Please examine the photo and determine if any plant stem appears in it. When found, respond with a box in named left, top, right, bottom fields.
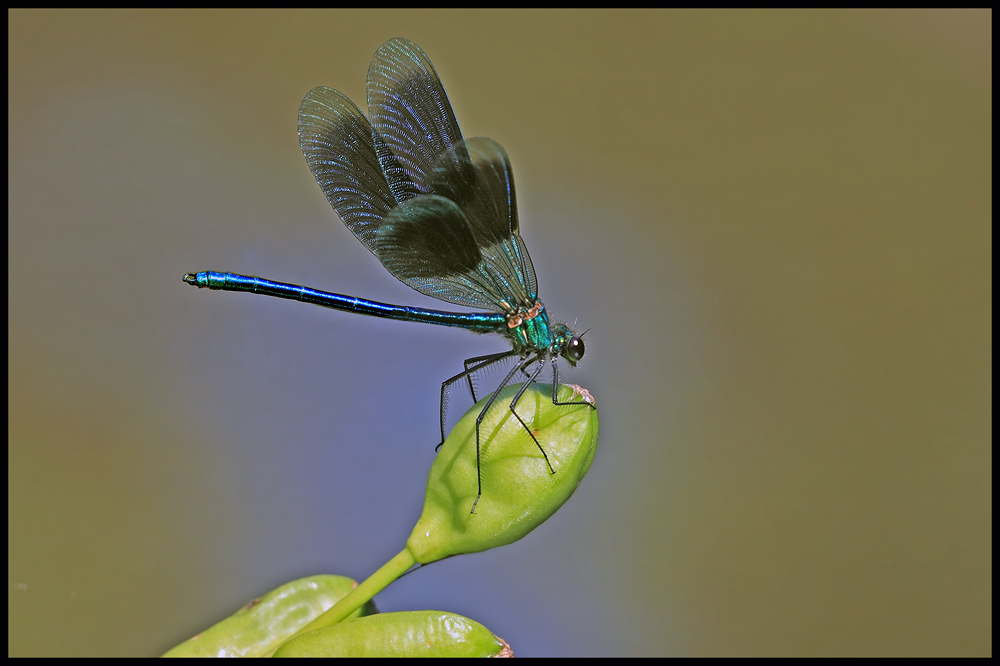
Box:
left=288, top=547, right=416, bottom=640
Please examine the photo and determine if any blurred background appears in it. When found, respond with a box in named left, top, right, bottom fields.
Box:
left=8, top=10, right=990, bottom=657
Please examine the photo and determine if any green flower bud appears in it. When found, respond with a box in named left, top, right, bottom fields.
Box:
left=406, top=382, right=598, bottom=564
left=274, top=383, right=598, bottom=641
left=161, top=575, right=377, bottom=657
left=272, top=611, right=512, bottom=658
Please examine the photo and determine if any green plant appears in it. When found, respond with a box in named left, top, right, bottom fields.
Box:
left=163, top=383, right=597, bottom=657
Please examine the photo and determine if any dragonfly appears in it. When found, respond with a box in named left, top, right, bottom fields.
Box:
left=184, top=38, right=589, bottom=512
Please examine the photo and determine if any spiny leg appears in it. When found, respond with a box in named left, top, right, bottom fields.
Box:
left=507, top=355, right=556, bottom=474
left=469, top=354, right=538, bottom=514
left=551, top=358, right=594, bottom=408
left=462, top=351, right=507, bottom=404
left=437, top=350, right=517, bottom=451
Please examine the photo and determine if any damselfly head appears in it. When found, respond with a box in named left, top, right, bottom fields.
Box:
left=553, top=323, right=586, bottom=366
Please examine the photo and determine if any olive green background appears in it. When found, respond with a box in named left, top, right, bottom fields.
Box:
left=8, top=10, right=991, bottom=656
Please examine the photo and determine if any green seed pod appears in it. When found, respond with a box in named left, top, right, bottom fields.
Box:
left=407, top=383, right=598, bottom=564
left=272, top=611, right=512, bottom=658
left=162, top=575, right=377, bottom=657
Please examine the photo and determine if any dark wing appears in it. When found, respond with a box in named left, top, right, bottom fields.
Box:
left=376, top=138, right=538, bottom=311
left=366, top=37, right=464, bottom=205
left=299, top=38, right=538, bottom=313
left=424, top=136, right=537, bottom=307
left=298, top=87, right=395, bottom=255
left=377, top=195, right=513, bottom=311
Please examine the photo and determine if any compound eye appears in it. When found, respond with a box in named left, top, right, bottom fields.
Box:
left=566, top=336, right=585, bottom=362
